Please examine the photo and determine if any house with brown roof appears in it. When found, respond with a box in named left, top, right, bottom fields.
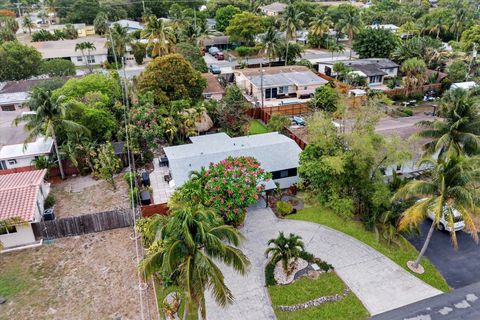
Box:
left=260, top=2, right=287, bottom=16
left=0, top=169, right=49, bottom=249
left=202, top=73, right=225, bottom=101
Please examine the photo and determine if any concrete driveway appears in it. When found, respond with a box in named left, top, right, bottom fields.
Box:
left=408, top=221, right=480, bottom=289
left=205, top=206, right=441, bottom=319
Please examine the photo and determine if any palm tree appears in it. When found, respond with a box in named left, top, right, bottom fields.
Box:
left=13, top=89, right=89, bottom=179
left=417, top=89, right=480, bottom=159
left=394, top=156, right=480, bottom=272
left=107, top=23, right=131, bottom=59
left=22, top=16, right=34, bottom=35
left=309, top=12, right=332, bottom=42
left=140, top=204, right=250, bottom=320
left=281, top=5, right=304, bottom=66
left=261, top=26, right=281, bottom=65
left=265, top=232, right=305, bottom=274
left=326, top=37, right=345, bottom=62
left=400, top=57, right=427, bottom=97
left=450, top=0, right=468, bottom=41
left=75, top=41, right=96, bottom=73
left=428, top=14, right=447, bottom=39
left=335, top=5, right=361, bottom=59
left=142, top=15, right=176, bottom=58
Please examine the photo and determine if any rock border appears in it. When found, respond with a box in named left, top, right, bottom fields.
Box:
left=276, top=288, right=350, bottom=312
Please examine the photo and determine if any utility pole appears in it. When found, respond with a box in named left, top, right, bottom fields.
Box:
left=15, top=2, right=22, bottom=17
left=40, top=0, right=46, bottom=24
left=142, top=0, right=146, bottom=13
left=260, top=62, right=264, bottom=109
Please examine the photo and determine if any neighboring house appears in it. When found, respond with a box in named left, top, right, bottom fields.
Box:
left=112, top=19, right=144, bottom=33
left=0, top=169, right=49, bottom=249
left=317, top=58, right=399, bottom=86
left=202, top=73, right=225, bottom=100
left=234, top=66, right=328, bottom=105
left=451, top=81, right=477, bottom=90
left=259, top=2, right=287, bottom=16
left=368, top=24, right=400, bottom=33
left=164, top=132, right=302, bottom=189
left=48, top=23, right=95, bottom=37
left=201, top=36, right=230, bottom=51
left=0, top=79, right=45, bottom=112
left=30, top=37, right=108, bottom=66
left=0, top=138, right=54, bottom=170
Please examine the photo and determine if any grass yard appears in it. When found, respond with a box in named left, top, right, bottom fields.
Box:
left=288, top=205, right=450, bottom=292
left=248, top=119, right=269, bottom=135
left=268, top=272, right=369, bottom=320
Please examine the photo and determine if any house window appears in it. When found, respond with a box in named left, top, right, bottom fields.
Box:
left=0, top=225, right=17, bottom=235
left=304, top=86, right=307, bottom=90
left=271, top=168, right=297, bottom=180
left=7, top=159, right=17, bottom=165
left=87, top=55, right=96, bottom=63
left=1, top=105, right=15, bottom=111
left=77, top=56, right=83, bottom=62
left=278, top=86, right=288, bottom=94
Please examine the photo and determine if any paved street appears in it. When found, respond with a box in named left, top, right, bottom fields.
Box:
left=205, top=205, right=441, bottom=319
left=408, top=222, right=480, bottom=289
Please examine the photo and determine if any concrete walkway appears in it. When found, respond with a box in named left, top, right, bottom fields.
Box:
left=205, top=206, right=442, bottom=319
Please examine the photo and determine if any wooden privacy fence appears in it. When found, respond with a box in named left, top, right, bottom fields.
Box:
left=247, top=103, right=310, bottom=124
left=32, top=209, right=134, bottom=240
left=384, top=83, right=442, bottom=97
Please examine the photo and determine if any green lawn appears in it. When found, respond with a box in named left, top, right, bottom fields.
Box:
left=248, top=119, right=269, bottom=135
left=288, top=206, right=450, bottom=292
left=268, top=272, right=369, bottom=320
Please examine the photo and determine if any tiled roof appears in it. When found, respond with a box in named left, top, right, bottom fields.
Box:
left=202, top=73, right=225, bottom=95
left=0, top=169, right=46, bottom=222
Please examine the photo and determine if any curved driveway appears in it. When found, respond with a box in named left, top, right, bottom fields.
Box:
left=205, top=207, right=442, bottom=319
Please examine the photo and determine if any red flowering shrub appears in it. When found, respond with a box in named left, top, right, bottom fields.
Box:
left=204, top=156, right=271, bottom=226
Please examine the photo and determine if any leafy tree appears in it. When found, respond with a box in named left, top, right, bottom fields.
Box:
left=281, top=5, right=304, bottom=66
left=128, top=96, right=164, bottom=154
left=265, top=232, right=305, bottom=274
left=142, top=15, right=176, bottom=58
left=39, top=59, right=76, bottom=77
left=447, top=60, right=468, bottom=83
left=93, top=12, right=108, bottom=35
left=14, top=89, right=89, bottom=179
left=394, top=156, right=479, bottom=271
left=267, top=114, right=290, bottom=132
left=70, top=103, right=118, bottom=142
left=0, top=27, right=14, bottom=43
left=94, top=142, right=122, bottom=190
left=75, top=41, right=96, bottom=73
left=137, top=54, right=206, bottom=104
left=308, top=85, right=340, bottom=113
left=140, top=203, right=250, bottom=319
left=225, top=12, right=264, bottom=46
left=175, top=42, right=208, bottom=73
left=216, top=85, right=249, bottom=136
left=400, top=58, right=427, bottom=96
left=215, top=5, right=241, bottom=32
left=399, top=21, right=420, bottom=38
left=417, top=89, right=480, bottom=159
left=206, top=0, right=249, bottom=16
left=392, top=36, right=446, bottom=69
left=0, top=16, right=18, bottom=34
left=22, top=16, right=34, bottom=34
left=63, top=24, right=78, bottom=39
left=460, top=25, right=480, bottom=52
left=67, top=0, right=100, bottom=24
left=352, top=28, right=399, bottom=59
left=277, top=42, right=304, bottom=65
left=0, top=41, right=42, bottom=81
left=130, top=42, right=146, bottom=65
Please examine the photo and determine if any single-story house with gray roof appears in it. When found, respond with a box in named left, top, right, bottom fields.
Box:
left=163, top=132, right=302, bottom=189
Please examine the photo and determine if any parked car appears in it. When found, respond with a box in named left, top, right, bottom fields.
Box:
left=209, top=64, right=221, bottom=74
left=141, top=172, right=150, bottom=187
left=215, top=52, right=225, bottom=60
left=208, top=47, right=220, bottom=56
left=293, top=116, right=305, bottom=126
left=422, top=200, right=465, bottom=232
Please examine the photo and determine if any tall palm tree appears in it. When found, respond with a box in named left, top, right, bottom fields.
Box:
left=140, top=204, right=250, bottom=320
left=394, top=156, right=480, bottom=272
left=261, top=26, right=281, bottom=65
left=281, top=5, right=304, bottom=66
left=450, top=0, right=468, bottom=41
left=335, top=5, right=361, bottom=59
left=142, top=15, right=176, bottom=58
left=13, top=89, right=89, bottom=179
left=400, top=57, right=427, bottom=97
left=75, top=41, right=96, bottom=73
left=107, top=23, right=131, bottom=59
left=309, top=12, right=332, bottom=42
left=22, top=16, right=34, bottom=35
left=265, top=232, right=305, bottom=274
left=428, top=14, right=447, bottom=40
left=417, top=89, right=480, bottom=159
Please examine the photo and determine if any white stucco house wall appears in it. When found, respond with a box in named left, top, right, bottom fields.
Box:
left=164, top=132, right=302, bottom=190
left=0, top=137, right=54, bottom=170
left=0, top=170, right=48, bottom=249
left=30, top=37, right=108, bottom=66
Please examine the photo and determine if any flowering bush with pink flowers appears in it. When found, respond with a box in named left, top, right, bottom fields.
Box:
left=204, top=156, right=271, bottom=226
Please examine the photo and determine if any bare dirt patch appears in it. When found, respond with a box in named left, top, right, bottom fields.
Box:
left=0, top=228, right=157, bottom=320
left=50, top=174, right=130, bottom=218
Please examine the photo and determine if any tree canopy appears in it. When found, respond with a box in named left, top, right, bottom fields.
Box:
left=352, top=28, right=399, bottom=59
left=0, top=41, right=42, bottom=81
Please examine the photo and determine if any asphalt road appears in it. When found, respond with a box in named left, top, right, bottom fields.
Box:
left=408, top=221, right=480, bottom=289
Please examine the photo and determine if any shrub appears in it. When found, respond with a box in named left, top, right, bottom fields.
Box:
left=236, top=46, right=256, bottom=57
left=124, top=171, right=138, bottom=188
left=276, top=201, right=293, bottom=216
left=408, top=91, right=423, bottom=100
left=129, top=187, right=139, bottom=203
left=44, top=194, right=55, bottom=209
left=39, top=59, right=76, bottom=77
left=317, top=260, right=334, bottom=272
left=265, top=256, right=280, bottom=286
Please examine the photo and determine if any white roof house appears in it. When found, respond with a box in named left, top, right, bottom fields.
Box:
left=0, top=137, right=54, bottom=170
left=368, top=24, right=399, bottom=32
left=450, top=81, right=477, bottom=90
left=164, top=132, right=302, bottom=189
left=112, top=19, right=144, bottom=33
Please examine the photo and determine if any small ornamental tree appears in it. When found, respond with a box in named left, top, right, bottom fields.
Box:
left=204, top=156, right=271, bottom=226
left=94, top=142, right=122, bottom=190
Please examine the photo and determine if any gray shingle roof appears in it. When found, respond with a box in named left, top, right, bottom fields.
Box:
left=248, top=71, right=327, bottom=88
left=164, top=132, right=302, bottom=187
left=260, top=2, right=287, bottom=12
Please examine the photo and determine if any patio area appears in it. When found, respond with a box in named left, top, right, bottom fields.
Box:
left=150, top=158, right=175, bottom=204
